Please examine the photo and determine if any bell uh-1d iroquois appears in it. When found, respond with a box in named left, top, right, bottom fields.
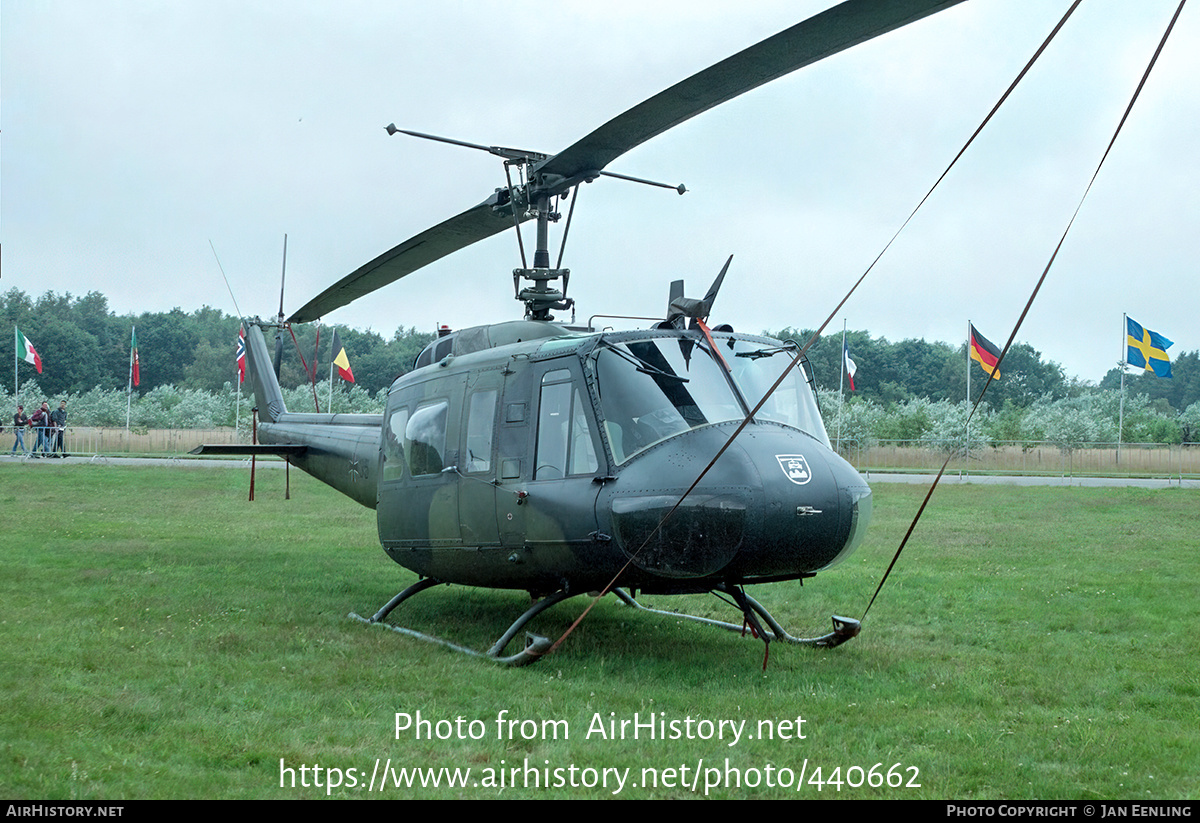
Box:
left=202, top=0, right=969, bottom=665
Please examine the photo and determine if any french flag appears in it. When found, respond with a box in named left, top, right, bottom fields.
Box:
left=843, top=340, right=857, bottom=391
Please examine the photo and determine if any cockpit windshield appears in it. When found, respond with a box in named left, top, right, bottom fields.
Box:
left=595, top=335, right=829, bottom=464
left=596, top=338, right=743, bottom=464
left=726, top=339, right=830, bottom=449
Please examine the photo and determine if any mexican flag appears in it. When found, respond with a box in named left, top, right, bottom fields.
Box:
left=17, top=329, right=42, bottom=373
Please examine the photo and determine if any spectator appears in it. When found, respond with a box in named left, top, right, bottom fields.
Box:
left=50, top=400, right=68, bottom=457
left=29, top=402, right=51, bottom=457
left=10, top=404, right=29, bottom=455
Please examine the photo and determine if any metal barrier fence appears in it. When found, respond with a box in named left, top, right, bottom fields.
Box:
left=8, top=428, right=1199, bottom=479
left=22, top=427, right=249, bottom=457
left=833, top=439, right=1200, bottom=479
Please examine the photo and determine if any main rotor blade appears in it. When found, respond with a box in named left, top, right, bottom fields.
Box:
left=537, top=0, right=966, bottom=180
left=288, top=195, right=522, bottom=323
left=297, top=0, right=965, bottom=321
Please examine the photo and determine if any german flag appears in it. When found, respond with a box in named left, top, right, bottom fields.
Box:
left=331, top=330, right=355, bottom=383
left=969, top=324, right=1002, bottom=380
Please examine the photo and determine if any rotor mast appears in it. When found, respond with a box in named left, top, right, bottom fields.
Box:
left=388, top=126, right=689, bottom=321
left=514, top=186, right=573, bottom=321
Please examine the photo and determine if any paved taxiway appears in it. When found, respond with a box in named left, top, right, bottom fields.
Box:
left=4, top=454, right=1195, bottom=489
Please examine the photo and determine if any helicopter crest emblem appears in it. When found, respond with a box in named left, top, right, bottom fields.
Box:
left=776, top=454, right=812, bottom=485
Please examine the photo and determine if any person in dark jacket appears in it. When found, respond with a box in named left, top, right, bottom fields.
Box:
left=29, top=402, right=51, bottom=456
left=50, top=400, right=68, bottom=456
left=10, top=404, right=29, bottom=455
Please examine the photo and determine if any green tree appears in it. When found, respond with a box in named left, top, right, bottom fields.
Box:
left=134, top=309, right=198, bottom=390
left=1101, top=350, right=1200, bottom=413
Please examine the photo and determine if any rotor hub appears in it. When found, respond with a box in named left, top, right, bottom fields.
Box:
left=513, top=267, right=573, bottom=321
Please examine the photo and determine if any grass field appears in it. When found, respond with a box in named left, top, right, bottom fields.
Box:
left=2, top=462, right=1196, bottom=800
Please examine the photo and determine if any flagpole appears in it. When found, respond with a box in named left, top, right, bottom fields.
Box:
left=965, top=321, right=970, bottom=404
left=1118, top=313, right=1126, bottom=465
left=965, top=320, right=971, bottom=469
left=837, top=320, right=846, bottom=451
left=125, top=326, right=135, bottom=431
left=235, top=362, right=242, bottom=436
left=236, top=324, right=245, bottom=437
left=13, top=326, right=17, bottom=404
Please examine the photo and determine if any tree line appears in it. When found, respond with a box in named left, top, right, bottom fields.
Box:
left=2, top=289, right=436, bottom=398
left=771, top=327, right=1198, bottom=414
left=818, top=391, right=1200, bottom=450
left=3, top=289, right=1195, bottom=443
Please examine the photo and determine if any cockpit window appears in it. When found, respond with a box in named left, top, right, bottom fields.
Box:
left=465, top=389, right=497, bottom=473
left=535, top=369, right=599, bottom=479
left=405, top=401, right=448, bottom=476
left=596, top=338, right=744, bottom=464
left=727, top=340, right=830, bottom=448
left=383, top=406, right=409, bottom=482
left=595, top=335, right=831, bottom=463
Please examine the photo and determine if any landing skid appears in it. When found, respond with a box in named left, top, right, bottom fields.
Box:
left=349, top=578, right=572, bottom=667
left=351, top=578, right=859, bottom=667
left=612, top=585, right=861, bottom=649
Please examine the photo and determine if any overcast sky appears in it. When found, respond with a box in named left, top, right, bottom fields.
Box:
left=4, top=0, right=1196, bottom=384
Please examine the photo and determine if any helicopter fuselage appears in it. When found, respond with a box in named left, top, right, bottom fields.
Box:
left=250, top=320, right=871, bottom=598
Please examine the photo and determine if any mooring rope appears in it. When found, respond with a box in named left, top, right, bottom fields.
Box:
left=534, top=0, right=1093, bottom=662
left=862, top=0, right=1188, bottom=623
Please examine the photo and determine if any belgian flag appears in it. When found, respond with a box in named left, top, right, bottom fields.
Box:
left=331, top=330, right=355, bottom=383
left=969, top=324, right=1001, bottom=380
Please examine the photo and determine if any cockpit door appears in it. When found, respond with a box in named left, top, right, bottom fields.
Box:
left=496, top=360, right=604, bottom=555
left=458, top=370, right=502, bottom=548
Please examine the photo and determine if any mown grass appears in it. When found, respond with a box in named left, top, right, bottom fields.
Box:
left=1, top=463, right=1196, bottom=799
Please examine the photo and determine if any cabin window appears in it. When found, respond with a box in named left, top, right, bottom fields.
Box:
left=433, top=336, right=454, bottom=362
left=535, top=369, right=598, bottom=480
left=405, top=400, right=448, bottom=476
left=465, top=389, right=497, bottom=473
left=383, top=406, right=410, bottom=481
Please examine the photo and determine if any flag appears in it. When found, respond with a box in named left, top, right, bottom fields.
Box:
left=130, top=327, right=140, bottom=387
left=969, top=323, right=1002, bottom=380
left=1126, top=316, right=1172, bottom=379
left=842, top=340, right=857, bottom=391
left=331, top=330, right=355, bottom=383
left=236, top=326, right=246, bottom=384
left=17, top=329, right=42, bottom=374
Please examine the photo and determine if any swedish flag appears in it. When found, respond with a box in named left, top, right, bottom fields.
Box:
left=1126, top=317, right=1173, bottom=378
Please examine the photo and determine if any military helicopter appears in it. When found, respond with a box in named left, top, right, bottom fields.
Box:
left=204, top=0, right=968, bottom=665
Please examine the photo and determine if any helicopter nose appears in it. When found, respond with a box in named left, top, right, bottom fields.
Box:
left=605, top=428, right=757, bottom=580
left=822, top=455, right=872, bottom=569
left=603, top=426, right=870, bottom=582
left=610, top=488, right=749, bottom=579
left=733, top=433, right=871, bottom=576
